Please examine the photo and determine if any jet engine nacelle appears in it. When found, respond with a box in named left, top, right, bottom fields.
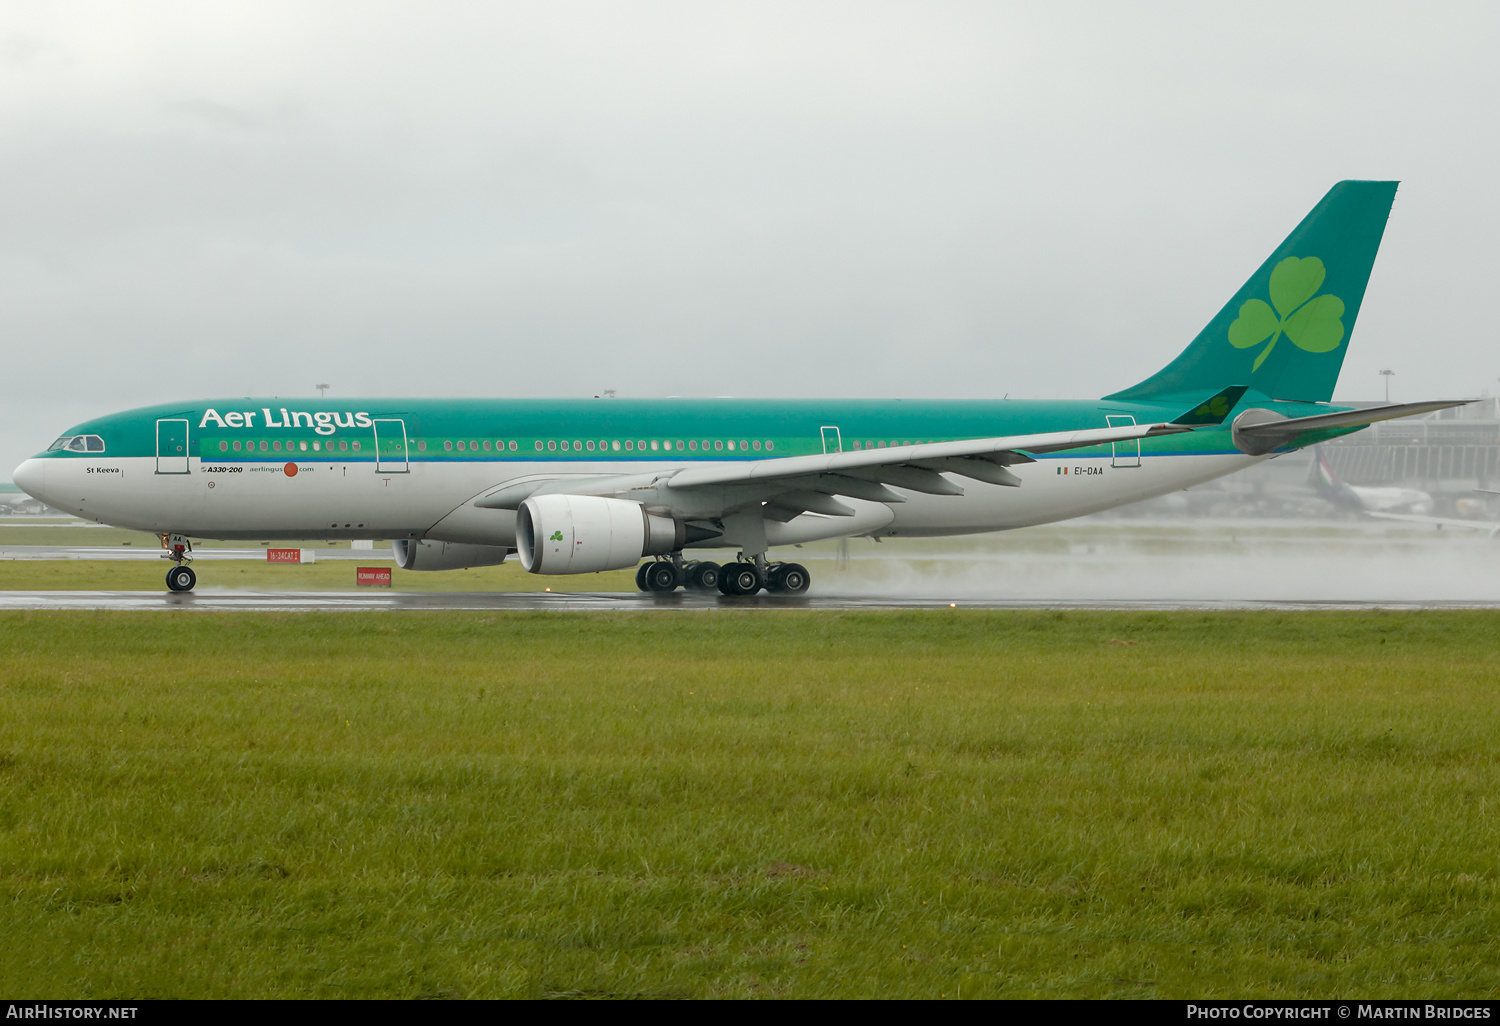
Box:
left=391, top=538, right=510, bottom=571
left=517, top=494, right=682, bottom=574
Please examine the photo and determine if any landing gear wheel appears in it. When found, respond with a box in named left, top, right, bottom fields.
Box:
left=635, top=562, right=652, bottom=592
left=166, top=565, right=197, bottom=592
left=643, top=562, right=681, bottom=593
left=718, top=562, right=763, bottom=596
left=777, top=562, right=810, bottom=594
left=687, top=561, right=721, bottom=591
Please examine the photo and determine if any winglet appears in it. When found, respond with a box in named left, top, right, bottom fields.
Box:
left=1172, top=386, right=1249, bottom=425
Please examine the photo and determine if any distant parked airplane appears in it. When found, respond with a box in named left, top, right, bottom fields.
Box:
left=1309, top=445, right=1500, bottom=538
left=0, top=485, right=45, bottom=515
left=11, top=181, right=1472, bottom=593
left=1308, top=445, right=1435, bottom=515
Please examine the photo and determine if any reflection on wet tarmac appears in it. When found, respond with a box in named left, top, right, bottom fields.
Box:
left=0, top=590, right=1496, bottom=612
left=3, top=519, right=1498, bottom=610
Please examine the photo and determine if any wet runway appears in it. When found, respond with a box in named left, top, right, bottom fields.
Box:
left=4, top=520, right=1499, bottom=610
left=2, top=589, right=1498, bottom=612
left=0, top=546, right=375, bottom=561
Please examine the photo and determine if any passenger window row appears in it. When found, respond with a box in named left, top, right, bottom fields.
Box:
left=70, top=434, right=931, bottom=459
left=200, top=436, right=954, bottom=457
left=216, top=439, right=363, bottom=453
left=528, top=439, right=774, bottom=453
left=429, top=440, right=520, bottom=452
left=403, top=438, right=783, bottom=454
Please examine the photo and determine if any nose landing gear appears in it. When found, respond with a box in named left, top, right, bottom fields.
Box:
left=166, top=564, right=197, bottom=592
left=159, top=533, right=197, bottom=592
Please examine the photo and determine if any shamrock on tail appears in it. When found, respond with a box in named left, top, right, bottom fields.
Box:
left=1191, top=395, right=1232, bottom=419
left=1228, top=256, right=1346, bottom=372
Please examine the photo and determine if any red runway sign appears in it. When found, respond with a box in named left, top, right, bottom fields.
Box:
left=356, top=566, right=392, bottom=587
left=267, top=548, right=310, bottom=564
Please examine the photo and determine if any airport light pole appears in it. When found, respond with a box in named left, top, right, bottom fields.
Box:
left=316, top=383, right=330, bottom=397
left=1380, top=369, right=1394, bottom=403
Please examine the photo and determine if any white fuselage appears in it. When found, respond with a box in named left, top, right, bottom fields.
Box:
left=17, top=450, right=1266, bottom=550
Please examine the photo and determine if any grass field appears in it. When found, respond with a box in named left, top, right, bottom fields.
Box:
left=3, top=609, right=1499, bottom=998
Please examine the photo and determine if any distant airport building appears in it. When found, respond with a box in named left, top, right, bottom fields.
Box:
left=1322, top=399, right=1500, bottom=491
left=1115, top=400, right=1500, bottom=519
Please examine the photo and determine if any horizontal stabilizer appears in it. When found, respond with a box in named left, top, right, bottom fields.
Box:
left=1231, top=399, right=1473, bottom=455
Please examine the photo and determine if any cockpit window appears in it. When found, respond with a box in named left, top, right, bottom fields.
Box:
left=46, top=435, right=104, bottom=453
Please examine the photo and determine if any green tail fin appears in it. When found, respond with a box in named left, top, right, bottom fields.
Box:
left=1105, top=180, right=1398, bottom=404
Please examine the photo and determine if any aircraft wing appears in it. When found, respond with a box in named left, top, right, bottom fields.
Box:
left=470, top=420, right=1191, bottom=520
left=664, top=422, right=1190, bottom=490
left=658, top=421, right=1192, bottom=519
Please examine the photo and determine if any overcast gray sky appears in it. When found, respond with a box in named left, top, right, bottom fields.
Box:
left=4, top=1, right=1497, bottom=476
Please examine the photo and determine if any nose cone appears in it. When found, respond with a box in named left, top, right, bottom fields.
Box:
left=12, top=458, right=46, bottom=504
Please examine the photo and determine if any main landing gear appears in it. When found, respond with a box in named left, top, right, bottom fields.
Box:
left=160, top=533, right=197, bottom=592
left=636, top=557, right=717, bottom=593
left=634, top=554, right=811, bottom=596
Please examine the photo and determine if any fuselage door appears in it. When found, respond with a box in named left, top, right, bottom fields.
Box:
left=821, top=426, right=842, bottom=454
left=373, top=418, right=410, bottom=473
left=155, top=419, right=190, bottom=474
left=1106, top=415, right=1141, bottom=468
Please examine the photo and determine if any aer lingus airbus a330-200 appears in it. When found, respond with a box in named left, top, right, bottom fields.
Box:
left=11, top=181, right=1470, bottom=595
